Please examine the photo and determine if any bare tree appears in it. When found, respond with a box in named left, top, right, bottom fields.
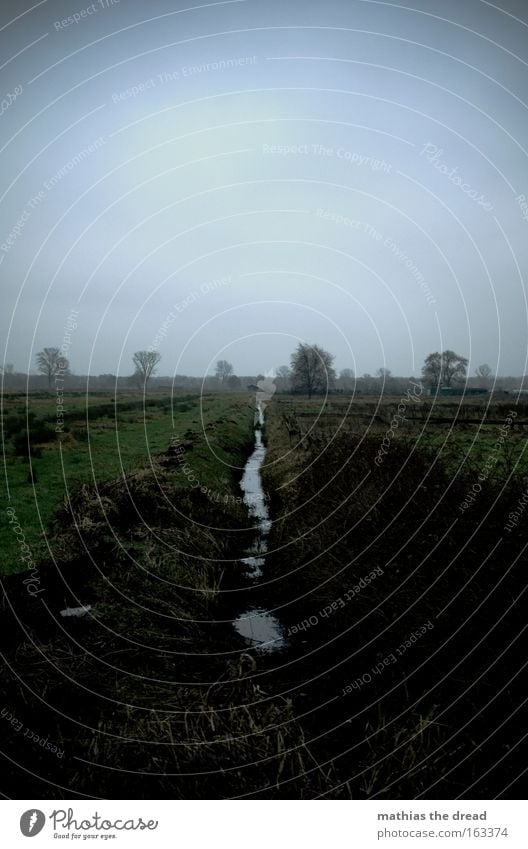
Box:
left=275, top=365, right=291, bottom=391
left=36, top=348, right=69, bottom=388
left=422, top=352, right=441, bottom=388
left=475, top=364, right=493, bottom=381
left=441, top=350, right=468, bottom=386
left=339, top=368, right=355, bottom=391
left=422, top=350, right=468, bottom=389
left=132, top=350, right=161, bottom=390
left=215, top=360, right=234, bottom=381
left=290, top=343, right=336, bottom=398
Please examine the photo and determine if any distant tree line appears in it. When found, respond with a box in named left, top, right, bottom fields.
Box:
left=0, top=345, right=516, bottom=395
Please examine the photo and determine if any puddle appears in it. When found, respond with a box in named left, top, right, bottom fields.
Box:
left=59, top=605, right=92, bottom=618
left=233, top=606, right=286, bottom=653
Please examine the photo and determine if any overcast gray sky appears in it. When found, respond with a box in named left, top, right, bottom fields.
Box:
left=1, top=0, right=528, bottom=378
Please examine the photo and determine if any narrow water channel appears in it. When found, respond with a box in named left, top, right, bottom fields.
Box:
left=233, top=404, right=286, bottom=653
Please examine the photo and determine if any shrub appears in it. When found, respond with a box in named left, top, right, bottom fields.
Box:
left=12, top=421, right=56, bottom=456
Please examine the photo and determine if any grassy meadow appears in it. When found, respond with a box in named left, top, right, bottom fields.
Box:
left=1, top=391, right=255, bottom=573
left=0, top=388, right=526, bottom=798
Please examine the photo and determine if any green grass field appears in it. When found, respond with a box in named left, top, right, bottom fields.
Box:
left=1, top=391, right=255, bottom=573
left=3, top=390, right=527, bottom=575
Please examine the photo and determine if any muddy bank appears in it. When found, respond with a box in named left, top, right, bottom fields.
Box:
left=259, top=426, right=527, bottom=799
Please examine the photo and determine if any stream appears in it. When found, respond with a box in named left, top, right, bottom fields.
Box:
left=233, top=404, right=286, bottom=653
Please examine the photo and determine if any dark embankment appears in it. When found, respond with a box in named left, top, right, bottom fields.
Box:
left=259, top=423, right=527, bottom=799
left=0, top=407, right=329, bottom=799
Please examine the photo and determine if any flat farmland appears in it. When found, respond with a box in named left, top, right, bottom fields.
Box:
left=1, top=391, right=254, bottom=573
left=254, top=392, right=528, bottom=797
left=269, top=393, right=528, bottom=483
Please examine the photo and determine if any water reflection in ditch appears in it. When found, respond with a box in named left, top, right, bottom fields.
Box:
left=233, top=406, right=286, bottom=653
